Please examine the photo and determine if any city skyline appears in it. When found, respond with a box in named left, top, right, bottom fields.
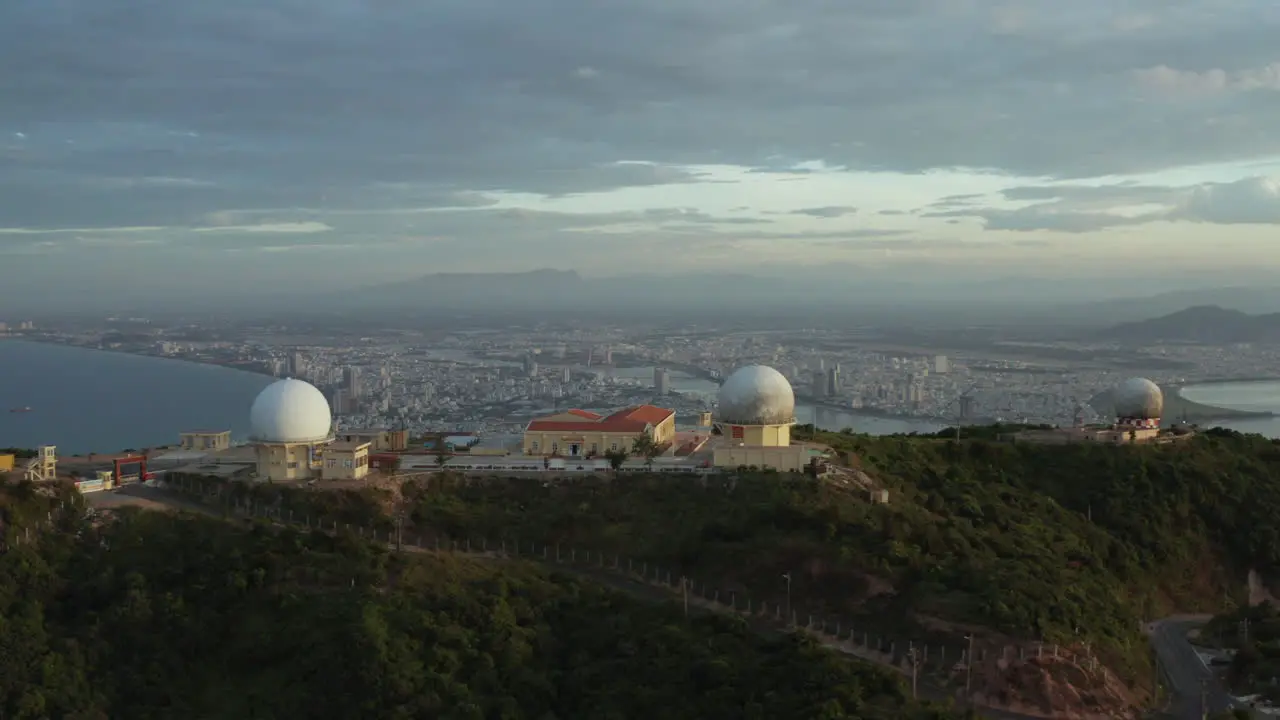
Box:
left=3, top=0, right=1280, bottom=300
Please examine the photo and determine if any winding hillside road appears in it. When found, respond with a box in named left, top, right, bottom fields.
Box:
left=1148, top=618, right=1238, bottom=719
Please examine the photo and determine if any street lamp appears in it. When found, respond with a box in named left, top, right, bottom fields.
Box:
left=681, top=576, right=689, bottom=618
left=965, top=634, right=975, bottom=697
left=907, top=647, right=920, bottom=699
left=782, top=573, right=792, bottom=627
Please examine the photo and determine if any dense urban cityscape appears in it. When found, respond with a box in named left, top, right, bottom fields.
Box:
left=5, top=318, right=1279, bottom=445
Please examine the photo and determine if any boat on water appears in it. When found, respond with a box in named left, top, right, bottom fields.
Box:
left=9, top=407, right=32, bottom=413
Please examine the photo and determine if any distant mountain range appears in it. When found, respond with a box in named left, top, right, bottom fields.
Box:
left=340, top=271, right=1280, bottom=328
left=28, top=261, right=1280, bottom=327
left=1097, top=305, right=1280, bottom=344
left=339, top=268, right=940, bottom=319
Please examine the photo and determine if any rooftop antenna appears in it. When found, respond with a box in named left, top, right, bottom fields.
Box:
left=942, top=384, right=979, bottom=441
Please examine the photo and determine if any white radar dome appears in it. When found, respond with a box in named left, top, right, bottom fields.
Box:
left=249, top=378, right=333, bottom=443
left=1113, top=377, right=1163, bottom=419
left=717, top=365, right=796, bottom=425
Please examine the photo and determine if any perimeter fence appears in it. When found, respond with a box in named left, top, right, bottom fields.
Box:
left=155, top=473, right=1114, bottom=695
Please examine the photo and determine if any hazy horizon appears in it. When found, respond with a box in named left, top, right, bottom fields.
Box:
left=3, top=0, right=1280, bottom=313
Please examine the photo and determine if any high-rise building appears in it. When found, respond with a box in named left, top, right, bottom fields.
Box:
left=654, top=367, right=671, bottom=395
left=811, top=371, right=827, bottom=398
left=561, top=367, right=572, bottom=383
left=826, top=368, right=840, bottom=396
left=343, top=367, right=362, bottom=398
left=934, top=355, right=950, bottom=374
left=287, top=350, right=306, bottom=378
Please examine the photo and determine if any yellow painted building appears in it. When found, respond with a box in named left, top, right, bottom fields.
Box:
left=712, top=444, right=809, bottom=472
left=522, top=405, right=676, bottom=457
left=720, top=422, right=791, bottom=447
left=255, top=441, right=327, bottom=482
left=713, top=420, right=805, bottom=472
left=180, top=430, right=233, bottom=452
left=321, top=441, right=371, bottom=481
left=0, top=454, right=13, bottom=472
left=337, top=429, right=408, bottom=452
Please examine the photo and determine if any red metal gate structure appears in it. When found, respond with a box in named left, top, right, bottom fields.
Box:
left=113, top=455, right=149, bottom=484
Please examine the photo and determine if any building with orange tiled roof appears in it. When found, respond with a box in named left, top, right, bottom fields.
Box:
left=522, top=405, right=676, bottom=457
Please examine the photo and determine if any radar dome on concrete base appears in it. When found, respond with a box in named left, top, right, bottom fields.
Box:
left=717, top=365, right=796, bottom=426
left=249, top=378, right=334, bottom=444
left=1113, top=377, right=1163, bottom=420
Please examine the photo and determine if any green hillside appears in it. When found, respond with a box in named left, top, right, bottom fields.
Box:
left=156, top=426, right=1280, bottom=698
left=0, top=484, right=961, bottom=720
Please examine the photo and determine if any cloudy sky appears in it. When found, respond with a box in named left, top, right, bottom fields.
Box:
left=3, top=0, right=1280, bottom=298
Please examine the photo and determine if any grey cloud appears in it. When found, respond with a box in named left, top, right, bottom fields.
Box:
left=923, top=175, right=1280, bottom=231
left=931, top=193, right=987, bottom=207
left=805, top=237, right=976, bottom=251
left=4, top=0, right=1280, bottom=243
left=1173, top=177, right=1280, bottom=224
left=792, top=206, right=857, bottom=218
left=999, top=183, right=1175, bottom=202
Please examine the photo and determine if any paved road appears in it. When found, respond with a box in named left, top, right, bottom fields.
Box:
left=1148, top=618, right=1238, bottom=718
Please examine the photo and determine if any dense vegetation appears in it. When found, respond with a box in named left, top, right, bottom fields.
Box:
left=164, top=426, right=1280, bottom=692
left=0, top=482, right=962, bottom=720
left=395, top=430, right=1269, bottom=672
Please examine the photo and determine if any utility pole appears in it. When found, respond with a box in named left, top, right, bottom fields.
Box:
left=782, top=573, right=792, bottom=627
left=907, top=647, right=919, bottom=699
left=965, top=634, right=975, bottom=698
left=394, top=508, right=405, bottom=552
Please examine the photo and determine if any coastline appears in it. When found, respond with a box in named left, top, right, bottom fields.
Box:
left=1, top=335, right=278, bottom=381
left=1177, top=377, right=1280, bottom=386
left=800, top=398, right=938, bottom=425
left=1091, top=383, right=1275, bottom=422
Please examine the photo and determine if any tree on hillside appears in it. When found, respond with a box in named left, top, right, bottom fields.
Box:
left=433, top=436, right=449, bottom=470
left=604, top=448, right=628, bottom=475
left=632, top=434, right=669, bottom=471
